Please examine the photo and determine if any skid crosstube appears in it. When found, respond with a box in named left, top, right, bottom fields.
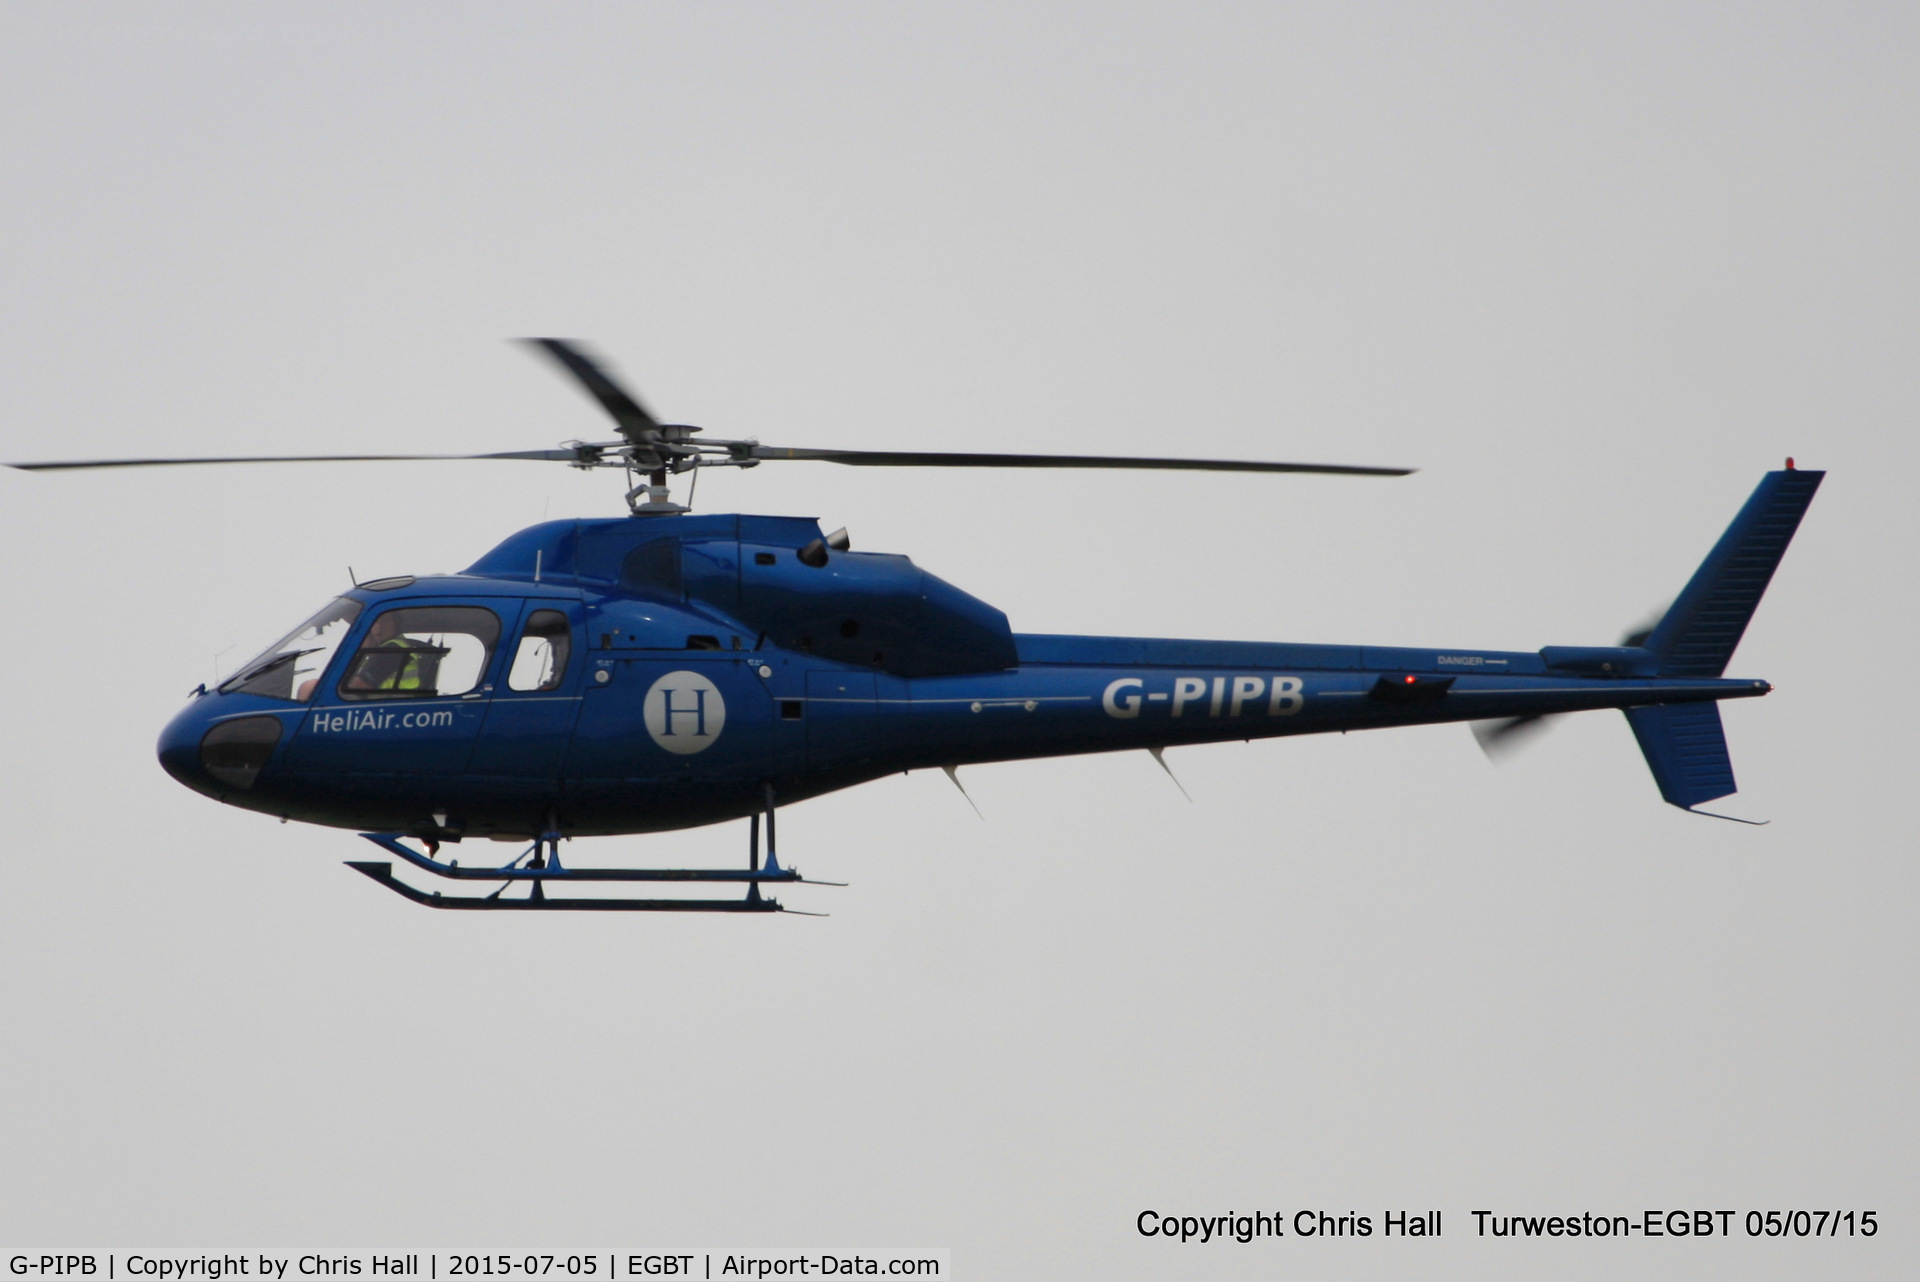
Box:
left=346, top=861, right=784, bottom=912
left=357, top=831, right=808, bottom=883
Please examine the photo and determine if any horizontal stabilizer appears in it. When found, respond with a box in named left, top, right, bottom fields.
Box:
left=1645, top=469, right=1823, bottom=677
left=1624, top=703, right=1736, bottom=809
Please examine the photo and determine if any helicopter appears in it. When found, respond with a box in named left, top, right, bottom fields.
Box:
left=10, top=340, right=1822, bottom=913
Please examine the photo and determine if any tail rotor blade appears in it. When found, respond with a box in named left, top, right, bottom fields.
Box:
left=1472, top=714, right=1554, bottom=762
left=1620, top=609, right=1667, bottom=649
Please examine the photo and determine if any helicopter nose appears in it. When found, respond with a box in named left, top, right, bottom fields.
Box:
left=157, top=699, right=221, bottom=797
left=159, top=697, right=287, bottom=799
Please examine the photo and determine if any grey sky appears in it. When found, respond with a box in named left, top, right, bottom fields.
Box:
left=2, top=4, right=1913, bottom=1278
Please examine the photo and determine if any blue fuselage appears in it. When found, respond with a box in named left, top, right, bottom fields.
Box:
left=157, top=513, right=1767, bottom=842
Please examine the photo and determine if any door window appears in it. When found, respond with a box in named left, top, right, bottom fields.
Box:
left=337, top=607, right=501, bottom=700
left=507, top=609, right=573, bottom=692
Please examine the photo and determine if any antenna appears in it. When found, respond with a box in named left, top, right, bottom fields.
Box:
left=942, top=764, right=984, bottom=819
left=1148, top=746, right=1192, bottom=801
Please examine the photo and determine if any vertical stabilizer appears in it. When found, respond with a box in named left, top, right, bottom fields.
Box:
left=1643, top=468, right=1823, bottom=677
left=1625, top=702, right=1736, bottom=808
left=1622, top=467, right=1820, bottom=812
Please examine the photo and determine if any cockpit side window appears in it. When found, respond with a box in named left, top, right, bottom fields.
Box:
left=220, top=597, right=364, bottom=702
left=337, top=606, right=501, bottom=701
left=507, top=609, right=572, bottom=692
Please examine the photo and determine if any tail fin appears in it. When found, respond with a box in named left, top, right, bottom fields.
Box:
left=1628, top=466, right=1821, bottom=811
left=1626, top=702, right=1737, bottom=808
left=1642, top=467, right=1824, bottom=677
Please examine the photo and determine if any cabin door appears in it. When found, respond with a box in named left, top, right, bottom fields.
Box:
left=469, top=599, right=585, bottom=782
left=287, top=602, right=503, bottom=777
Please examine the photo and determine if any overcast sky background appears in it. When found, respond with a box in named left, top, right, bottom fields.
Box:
left=1, top=4, right=1914, bottom=1278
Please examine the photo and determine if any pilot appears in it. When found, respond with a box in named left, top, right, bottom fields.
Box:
left=342, top=612, right=434, bottom=695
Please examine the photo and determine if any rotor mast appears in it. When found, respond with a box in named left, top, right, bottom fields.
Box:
left=524, top=338, right=773, bottom=514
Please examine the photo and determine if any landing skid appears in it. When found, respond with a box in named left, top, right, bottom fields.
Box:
left=347, top=788, right=838, bottom=913
left=346, top=860, right=787, bottom=911
left=356, top=831, right=819, bottom=883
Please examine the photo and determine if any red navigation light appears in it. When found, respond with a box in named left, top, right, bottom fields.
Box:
left=1404, top=674, right=1416, bottom=684
left=1786, top=456, right=1796, bottom=470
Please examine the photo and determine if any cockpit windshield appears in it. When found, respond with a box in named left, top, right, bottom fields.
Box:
left=220, top=597, right=364, bottom=702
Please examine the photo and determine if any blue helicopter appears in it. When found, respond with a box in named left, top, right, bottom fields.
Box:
left=12, top=341, right=1822, bottom=913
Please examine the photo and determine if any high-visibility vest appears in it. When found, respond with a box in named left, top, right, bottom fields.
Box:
left=368, top=635, right=433, bottom=692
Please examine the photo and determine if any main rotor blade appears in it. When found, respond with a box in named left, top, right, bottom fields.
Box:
left=522, top=338, right=661, bottom=442
left=7, top=450, right=585, bottom=471
left=747, top=446, right=1413, bottom=476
